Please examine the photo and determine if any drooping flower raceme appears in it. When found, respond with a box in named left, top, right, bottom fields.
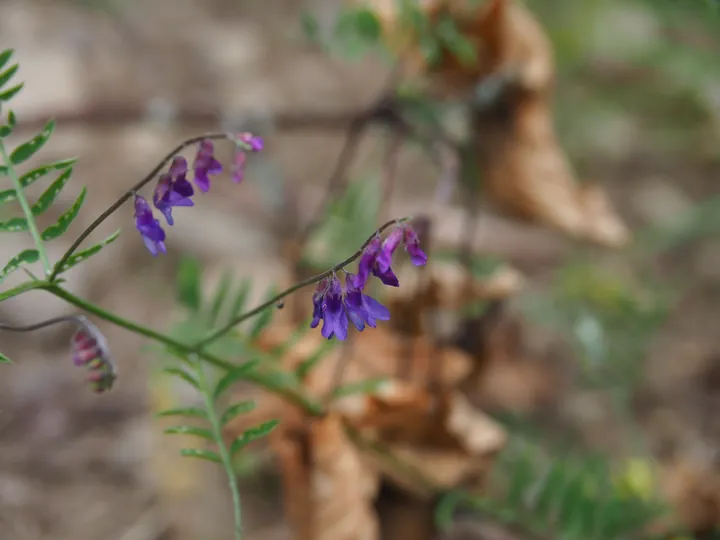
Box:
left=134, top=135, right=263, bottom=255
left=310, top=222, right=427, bottom=341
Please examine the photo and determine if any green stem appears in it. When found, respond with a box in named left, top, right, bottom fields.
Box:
left=0, top=141, right=51, bottom=276
left=193, top=217, right=409, bottom=350
left=0, top=279, right=48, bottom=303
left=194, top=357, right=243, bottom=540
left=44, top=284, right=324, bottom=415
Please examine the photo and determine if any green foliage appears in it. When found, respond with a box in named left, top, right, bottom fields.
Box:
left=301, top=6, right=384, bottom=60
left=229, top=419, right=278, bottom=456
left=0, top=249, right=39, bottom=284
left=0, top=351, right=11, bottom=363
left=10, top=119, right=55, bottom=165
left=0, top=160, right=77, bottom=204
left=304, top=177, right=381, bottom=269
left=55, top=229, right=121, bottom=273
left=41, top=187, right=87, bottom=241
left=436, top=437, right=666, bottom=540
left=331, top=377, right=388, bottom=398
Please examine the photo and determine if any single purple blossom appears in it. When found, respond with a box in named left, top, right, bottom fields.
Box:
left=318, top=277, right=348, bottom=340
left=343, top=273, right=390, bottom=331
left=71, top=321, right=116, bottom=393
left=357, top=236, right=400, bottom=288
left=192, top=140, right=223, bottom=192
left=310, top=278, right=328, bottom=329
left=403, top=225, right=428, bottom=266
left=376, top=227, right=403, bottom=273
left=134, top=195, right=166, bottom=256
left=153, top=157, right=195, bottom=225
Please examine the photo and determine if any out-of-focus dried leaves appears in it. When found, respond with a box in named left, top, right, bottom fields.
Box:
left=271, top=409, right=381, bottom=540
left=345, top=382, right=506, bottom=497
left=660, top=457, right=720, bottom=535
left=365, top=0, right=630, bottom=247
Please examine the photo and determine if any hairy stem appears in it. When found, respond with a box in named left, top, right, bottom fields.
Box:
left=50, top=133, right=231, bottom=281
left=192, top=217, right=409, bottom=349
left=45, top=284, right=324, bottom=414
left=0, top=141, right=51, bottom=275
left=194, top=356, right=243, bottom=540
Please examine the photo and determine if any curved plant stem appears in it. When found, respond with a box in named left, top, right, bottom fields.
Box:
left=50, top=133, right=231, bottom=281
left=193, top=356, right=244, bottom=540
left=0, top=141, right=51, bottom=276
left=0, top=313, right=86, bottom=333
left=192, top=217, right=409, bottom=350
left=44, top=284, right=323, bottom=415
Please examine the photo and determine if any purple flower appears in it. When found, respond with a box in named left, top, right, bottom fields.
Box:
left=376, top=227, right=403, bottom=273
left=153, top=157, right=195, bottom=226
left=231, top=149, right=247, bottom=184
left=344, top=273, right=390, bottom=331
left=134, top=195, right=166, bottom=256
left=310, top=278, right=328, bottom=329
left=402, top=226, right=428, bottom=266
left=318, top=277, right=348, bottom=340
left=236, top=132, right=264, bottom=152
left=357, top=236, right=400, bottom=289
left=192, top=140, right=223, bottom=192
left=71, top=320, right=116, bottom=393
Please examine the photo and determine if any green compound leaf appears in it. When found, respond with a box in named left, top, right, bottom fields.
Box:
left=56, top=229, right=120, bottom=273
left=0, top=50, right=13, bottom=72
left=207, top=269, right=233, bottom=326
left=0, top=351, right=12, bottom=364
left=0, top=159, right=77, bottom=205
left=156, top=407, right=208, bottom=420
left=331, top=377, right=388, bottom=398
left=31, top=167, right=73, bottom=215
left=176, top=256, right=202, bottom=311
left=164, top=425, right=215, bottom=441
left=221, top=400, right=256, bottom=427
left=213, top=359, right=261, bottom=400
left=230, top=419, right=279, bottom=456
left=41, top=186, right=86, bottom=240
left=179, top=448, right=222, bottom=464
left=0, top=216, right=28, bottom=232
left=0, top=64, right=18, bottom=90
left=0, top=249, right=39, bottom=284
left=10, top=119, right=55, bottom=165
left=0, top=84, right=24, bottom=102
left=0, top=110, right=16, bottom=138
left=163, top=367, right=201, bottom=390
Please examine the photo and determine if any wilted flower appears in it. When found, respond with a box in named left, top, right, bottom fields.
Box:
left=71, top=319, right=116, bottom=393
left=231, top=133, right=263, bottom=184
left=153, top=157, right=194, bottom=226
left=192, top=140, right=223, bottom=192
left=134, top=194, right=166, bottom=256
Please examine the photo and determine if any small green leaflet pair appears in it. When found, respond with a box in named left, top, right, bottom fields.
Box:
left=160, top=359, right=279, bottom=464
left=0, top=49, right=120, bottom=284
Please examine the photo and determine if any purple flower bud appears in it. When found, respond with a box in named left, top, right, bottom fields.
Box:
left=402, top=226, right=428, bottom=266
left=134, top=195, right=166, bottom=256
left=236, top=132, right=264, bottom=152
left=70, top=319, right=116, bottom=393
left=153, top=162, right=195, bottom=226
left=192, top=140, right=223, bottom=192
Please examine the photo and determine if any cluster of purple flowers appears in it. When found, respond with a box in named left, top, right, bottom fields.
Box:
left=71, top=321, right=116, bottom=393
left=133, top=134, right=263, bottom=256
left=310, top=223, right=428, bottom=340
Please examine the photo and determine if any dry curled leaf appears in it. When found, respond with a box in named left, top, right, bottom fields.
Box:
left=271, top=409, right=381, bottom=540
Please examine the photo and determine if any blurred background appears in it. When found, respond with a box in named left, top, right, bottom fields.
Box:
left=1, top=0, right=720, bottom=539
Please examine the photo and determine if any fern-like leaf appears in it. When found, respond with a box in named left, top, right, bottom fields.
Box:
left=176, top=255, right=202, bottom=311
left=0, top=49, right=13, bottom=72
left=41, top=187, right=86, bottom=240
left=0, top=351, right=11, bottom=363
left=0, top=249, right=39, bottom=284
left=220, top=400, right=256, bottom=426
left=213, top=359, right=261, bottom=400
left=164, top=425, right=215, bottom=441
left=0, top=65, right=18, bottom=90
left=163, top=367, right=201, bottom=390
left=31, top=167, right=73, bottom=215
left=0, top=159, right=77, bottom=204
left=0, top=110, right=16, bottom=138
left=157, top=407, right=208, bottom=420
left=10, top=119, right=55, bottom=165
left=179, top=448, right=222, bottom=464
left=229, top=278, right=251, bottom=319
left=0, top=216, right=28, bottom=232
left=56, top=229, right=121, bottom=273
left=229, top=419, right=279, bottom=456
left=0, top=84, right=23, bottom=102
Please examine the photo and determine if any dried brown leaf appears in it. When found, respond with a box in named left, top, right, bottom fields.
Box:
left=271, top=410, right=381, bottom=540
